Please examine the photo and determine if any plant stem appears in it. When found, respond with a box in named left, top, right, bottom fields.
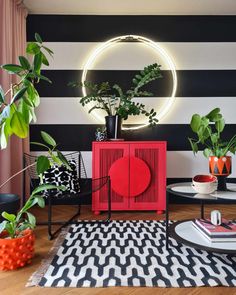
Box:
left=0, top=162, right=36, bottom=190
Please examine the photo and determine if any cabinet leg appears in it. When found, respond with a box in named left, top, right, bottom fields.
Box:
left=94, top=211, right=101, bottom=215
left=157, top=210, right=164, bottom=214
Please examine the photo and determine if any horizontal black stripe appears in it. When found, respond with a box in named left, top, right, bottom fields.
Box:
left=27, top=15, right=236, bottom=42
left=37, top=70, right=236, bottom=97
left=30, top=124, right=236, bottom=152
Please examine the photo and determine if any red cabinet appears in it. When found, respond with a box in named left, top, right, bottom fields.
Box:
left=92, top=141, right=166, bottom=214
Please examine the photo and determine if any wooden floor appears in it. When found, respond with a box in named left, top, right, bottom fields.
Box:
left=1, top=203, right=236, bottom=295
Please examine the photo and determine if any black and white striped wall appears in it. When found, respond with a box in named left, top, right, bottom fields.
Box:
left=27, top=15, right=236, bottom=183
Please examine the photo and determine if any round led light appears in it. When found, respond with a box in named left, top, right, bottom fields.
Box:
left=81, top=35, right=177, bottom=130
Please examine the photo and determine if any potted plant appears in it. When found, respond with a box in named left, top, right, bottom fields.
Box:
left=70, top=63, right=162, bottom=139
left=0, top=131, right=69, bottom=270
left=0, top=33, right=53, bottom=216
left=188, top=108, right=236, bottom=190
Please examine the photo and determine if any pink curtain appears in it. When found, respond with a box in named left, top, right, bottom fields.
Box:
left=0, top=0, right=28, bottom=198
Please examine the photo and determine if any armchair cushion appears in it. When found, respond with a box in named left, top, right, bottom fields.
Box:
left=42, top=160, right=80, bottom=197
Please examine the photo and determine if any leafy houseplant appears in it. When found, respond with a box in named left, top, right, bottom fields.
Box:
left=0, top=33, right=53, bottom=149
left=70, top=63, right=162, bottom=138
left=189, top=108, right=236, bottom=190
left=0, top=131, right=68, bottom=270
left=0, top=32, right=54, bottom=241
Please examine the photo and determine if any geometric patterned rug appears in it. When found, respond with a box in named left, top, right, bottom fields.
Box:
left=27, top=220, right=236, bottom=288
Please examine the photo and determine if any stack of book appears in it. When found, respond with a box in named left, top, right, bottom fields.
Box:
left=192, top=218, right=236, bottom=243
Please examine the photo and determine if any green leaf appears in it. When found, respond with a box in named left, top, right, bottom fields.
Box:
left=35, top=196, right=45, bottom=208
left=188, top=138, right=198, bottom=155
left=17, top=100, right=30, bottom=124
left=33, top=53, right=42, bottom=74
left=26, top=212, right=36, bottom=228
left=0, top=221, right=7, bottom=234
left=41, top=131, right=56, bottom=147
left=17, top=222, right=33, bottom=231
left=210, top=133, right=219, bottom=144
left=206, top=108, right=220, bottom=121
left=36, top=155, right=50, bottom=175
left=35, top=73, right=52, bottom=84
left=215, top=118, right=225, bottom=133
left=10, top=111, right=28, bottom=138
left=35, top=33, right=43, bottom=43
left=1, top=64, right=23, bottom=74
left=201, top=117, right=210, bottom=127
left=26, top=42, right=41, bottom=55
left=18, top=56, right=31, bottom=70
left=57, top=151, right=71, bottom=170
left=190, top=114, right=201, bottom=133
left=1, top=212, right=16, bottom=222
left=30, top=141, right=49, bottom=149
left=41, top=52, right=49, bottom=66
left=11, top=86, right=28, bottom=103
left=0, top=86, right=5, bottom=104
left=27, top=84, right=40, bottom=107
left=42, top=46, right=54, bottom=57
left=203, top=148, right=212, bottom=158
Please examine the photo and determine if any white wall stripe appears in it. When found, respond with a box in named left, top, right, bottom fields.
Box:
left=30, top=151, right=236, bottom=179
left=42, top=42, right=236, bottom=70
left=34, top=97, right=236, bottom=125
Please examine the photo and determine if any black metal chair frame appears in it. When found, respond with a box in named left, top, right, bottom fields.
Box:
left=23, top=151, right=111, bottom=240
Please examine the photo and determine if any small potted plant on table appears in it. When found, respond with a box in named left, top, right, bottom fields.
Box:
left=188, top=108, right=236, bottom=190
left=70, top=63, right=162, bottom=139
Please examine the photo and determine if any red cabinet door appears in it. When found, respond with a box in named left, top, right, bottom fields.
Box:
left=129, top=142, right=166, bottom=211
left=92, top=142, right=129, bottom=212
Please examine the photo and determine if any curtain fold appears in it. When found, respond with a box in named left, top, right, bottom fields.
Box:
left=0, top=0, right=28, bottom=198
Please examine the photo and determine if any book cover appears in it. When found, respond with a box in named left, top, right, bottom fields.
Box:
left=195, top=218, right=236, bottom=236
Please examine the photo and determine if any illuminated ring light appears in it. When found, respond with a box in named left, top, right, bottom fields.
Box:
left=81, top=34, right=177, bottom=130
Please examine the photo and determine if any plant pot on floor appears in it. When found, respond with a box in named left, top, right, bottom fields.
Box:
left=105, top=115, right=122, bottom=139
left=0, top=229, right=35, bottom=270
left=209, top=156, right=231, bottom=191
left=0, top=194, right=20, bottom=222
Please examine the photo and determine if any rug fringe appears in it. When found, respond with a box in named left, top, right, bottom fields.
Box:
left=26, top=226, right=70, bottom=287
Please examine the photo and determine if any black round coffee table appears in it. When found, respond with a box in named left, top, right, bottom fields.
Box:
left=165, top=182, right=236, bottom=254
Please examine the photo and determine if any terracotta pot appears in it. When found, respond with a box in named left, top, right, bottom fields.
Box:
left=209, top=156, right=231, bottom=176
left=0, top=229, right=35, bottom=271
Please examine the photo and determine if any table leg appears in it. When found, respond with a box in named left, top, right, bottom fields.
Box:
left=165, top=191, right=169, bottom=250
left=200, top=201, right=205, bottom=219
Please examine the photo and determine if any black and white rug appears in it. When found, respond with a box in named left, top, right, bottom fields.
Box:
left=28, top=221, right=236, bottom=288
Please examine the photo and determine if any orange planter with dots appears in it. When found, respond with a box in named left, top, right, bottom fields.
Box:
left=0, top=229, right=35, bottom=271
left=209, top=156, right=231, bottom=176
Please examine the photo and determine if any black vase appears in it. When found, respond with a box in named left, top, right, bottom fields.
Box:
left=0, top=194, right=20, bottom=222
left=105, top=115, right=122, bottom=139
